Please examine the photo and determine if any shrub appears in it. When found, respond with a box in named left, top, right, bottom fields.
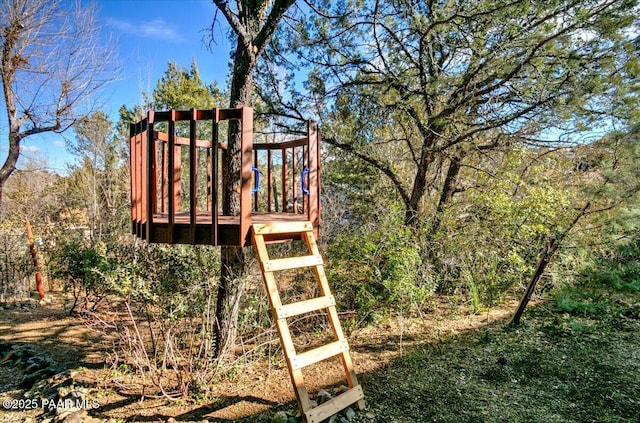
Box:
left=327, top=221, right=433, bottom=323
left=580, top=235, right=640, bottom=292
left=0, top=229, right=33, bottom=301
left=48, top=237, right=114, bottom=314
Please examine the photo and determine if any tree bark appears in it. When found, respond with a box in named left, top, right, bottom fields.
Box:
left=212, top=0, right=295, bottom=359
left=510, top=235, right=559, bottom=326
left=215, top=37, right=255, bottom=359
left=430, top=151, right=464, bottom=237
left=511, top=202, right=591, bottom=325
left=24, top=219, right=45, bottom=300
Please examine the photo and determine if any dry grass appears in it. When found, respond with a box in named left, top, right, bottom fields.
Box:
left=1, top=285, right=638, bottom=422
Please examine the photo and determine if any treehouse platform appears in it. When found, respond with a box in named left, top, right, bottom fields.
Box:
left=129, top=107, right=320, bottom=246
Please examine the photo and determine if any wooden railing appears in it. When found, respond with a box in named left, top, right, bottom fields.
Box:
left=129, top=107, right=320, bottom=246
left=251, top=120, right=320, bottom=219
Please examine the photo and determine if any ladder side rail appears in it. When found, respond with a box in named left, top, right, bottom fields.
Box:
left=253, top=232, right=314, bottom=414
left=303, top=229, right=365, bottom=410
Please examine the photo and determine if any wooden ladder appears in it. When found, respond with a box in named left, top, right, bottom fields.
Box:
left=252, top=221, right=365, bottom=423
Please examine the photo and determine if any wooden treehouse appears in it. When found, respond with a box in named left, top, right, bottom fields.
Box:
left=129, top=107, right=320, bottom=246
left=129, top=107, right=364, bottom=422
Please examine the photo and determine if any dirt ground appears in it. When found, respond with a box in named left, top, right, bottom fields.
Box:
left=0, top=292, right=523, bottom=422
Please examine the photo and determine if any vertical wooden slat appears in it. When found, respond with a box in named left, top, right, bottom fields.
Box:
left=144, top=112, right=153, bottom=242
left=151, top=138, right=158, bottom=216
left=253, top=149, right=259, bottom=212
left=173, top=148, right=182, bottom=215
left=282, top=148, right=288, bottom=213
left=189, top=109, right=197, bottom=244
left=302, top=145, right=307, bottom=214
left=161, top=136, right=167, bottom=213
left=212, top=108, right=219, bottom=246
left=206, top=148, right=212, bottom=213
left=136, top=124, right=144, bottom=237
left=239, top=106, right=254, bottom=246
left=308, top=121, right=320, bottom=235
left=292, top=146, right=297, bottom=214
left=129, top=123, right=137, bottom=234
left=168, top=110, right=176, bottom=244
left=267, top=149, right=272, bottom=212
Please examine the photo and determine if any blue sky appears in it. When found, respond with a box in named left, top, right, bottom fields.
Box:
left=100, top=0, right=231, bottom=115
left=16, top=0, right=232, bottom=173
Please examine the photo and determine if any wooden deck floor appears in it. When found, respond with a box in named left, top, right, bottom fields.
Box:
left=134, top=212, right=312, bottom=246
left=151, top=211, right=309, bottom=225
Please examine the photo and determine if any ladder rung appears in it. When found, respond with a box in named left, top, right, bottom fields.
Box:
left=276, top=295, right=336, bottom=319
left=290, top=340, right=349, bottom=370
left=253, top=221, right=313, bottom=235
left=263, top=254, right=323, bottom=272
left=305, top=385, right=365, bottom=423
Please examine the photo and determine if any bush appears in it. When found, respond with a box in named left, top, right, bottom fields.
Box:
left=581, top=235, right=640, bottom=292
left=48, top=237, right=114, bottom=314
left=327, top=221, right=433, bottom=323
left=0, top=229, right=33, bottom=301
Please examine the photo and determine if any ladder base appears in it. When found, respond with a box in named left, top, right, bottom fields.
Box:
left=305, top=386, right=364, bottom=423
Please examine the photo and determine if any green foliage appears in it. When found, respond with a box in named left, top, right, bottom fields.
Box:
left=152, top=60, right=223, bottom=110
left=51, top=240, right=109, bottom=289
left=581, top=235, right=640, bottom=293
left=554, top=287, right=612, bottom=317
left=263, top=0, right=639, bottom=227
left=0, top=229, right=33, bottom=300
left=327, top=214, right=432, bottom=322
left=432, top=147, right=577, bottom=306
left=129, top=243, right=220, bottom=316
left=47, top=235, right=118, bottom=314
left=550, top=230, right=640, bottom=323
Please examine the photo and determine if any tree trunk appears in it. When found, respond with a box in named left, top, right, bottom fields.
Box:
left=212, top=0, right=296, bottom=359
left=214, top=37, right=255, bottom=359
left=24, top=220, right=45, bottom=300
left=404, top=167, right=428, bottom=229
left=403, top=141, right=438, bottom=229
left=215, top=244, right=246, bottom=357
left=0, top=132, right=21, bottom=217
left=430, top=152, right=464, bottom=237
left=510, top=235, right=559, bottom=326
left=511, top=202, right=591, bottom=325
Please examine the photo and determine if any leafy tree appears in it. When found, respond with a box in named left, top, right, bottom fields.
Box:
left=65, top=111, right=129, bottom=242
left=261, top=0, right=639, bottom=231
left=512, top=126, right=640, bottom=323
left=0, top=0, right=117, bottom=213
left=151, top=59, right=223, bottom=110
